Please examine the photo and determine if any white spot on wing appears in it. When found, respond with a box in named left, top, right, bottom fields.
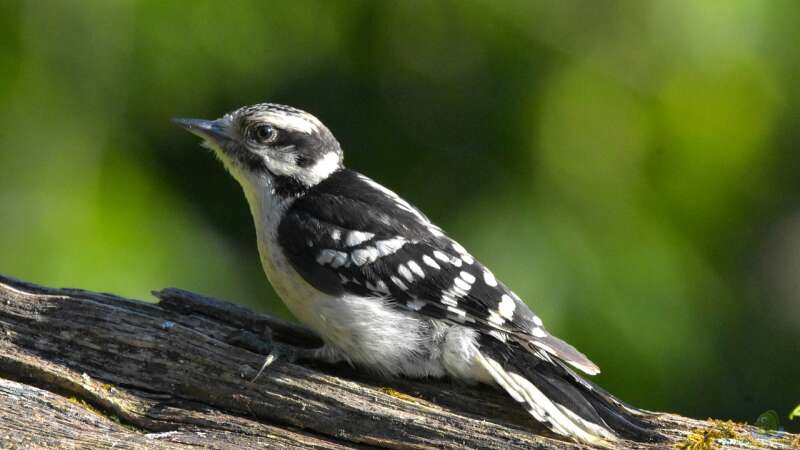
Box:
left=483, top=270, right=497, bottom=287
left=330, top=251, right=348, bottom=268
left=488, top=310, right=505, bottom=326
left=330, top=229, right=341, bottom=242
left=433, top=251, right=450, bottom=263
left=531, top=327, right=547, bottom=338
left=345, top=230, right=374, bottom=247
left=351, top=247, right=379, bottom=266
left=398, top=264, right=414, bottom=282
left=441, top=295, right=458, bottom=307
left=375, top=237, right=406, bottom=256
left=452, top=285, right=470, bottom=297
left=461, top=254, right=474, bottom=265
left=459, top=271, right=476, bottom=284
left=453, top=277, right=472, bottom=292
left=533, top=315, right=543, bottom=327
left=422, top=254, right=441, bottom=270
left=407, top=260, right=425, bottom=278
left=498, top=294, right=516, bottom=320
left=375, top=280, right=389, bottom=294
left=390, top=276, right=408, bottom=290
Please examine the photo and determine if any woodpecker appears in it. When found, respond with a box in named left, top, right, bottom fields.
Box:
left=174, top=103, right=660, bottom=445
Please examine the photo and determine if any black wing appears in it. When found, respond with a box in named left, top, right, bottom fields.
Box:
left=278, top=169, right=600, bottom=375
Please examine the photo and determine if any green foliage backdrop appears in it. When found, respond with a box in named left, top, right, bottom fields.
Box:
left=1, top=0, right=798, bottom=430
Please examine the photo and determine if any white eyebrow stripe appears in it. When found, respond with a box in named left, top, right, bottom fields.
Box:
left=258, top=111, right=321, bottom=134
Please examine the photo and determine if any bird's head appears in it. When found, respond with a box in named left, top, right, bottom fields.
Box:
left=174, top=103, right=343, bottom=195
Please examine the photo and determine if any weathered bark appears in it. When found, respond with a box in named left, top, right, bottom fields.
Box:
left=0, top=274, right=796, bottom=450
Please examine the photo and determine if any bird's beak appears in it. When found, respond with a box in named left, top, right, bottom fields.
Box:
left=172, top=118, right=231, bottom=146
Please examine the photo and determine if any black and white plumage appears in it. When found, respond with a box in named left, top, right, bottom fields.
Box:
left=174, top=103, right=660, bottom=445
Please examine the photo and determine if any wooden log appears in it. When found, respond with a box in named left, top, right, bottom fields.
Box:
left=0, top=274, right=796, bottom=449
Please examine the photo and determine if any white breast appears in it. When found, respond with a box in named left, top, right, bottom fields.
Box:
left=240, top=175, right=325, bottom=332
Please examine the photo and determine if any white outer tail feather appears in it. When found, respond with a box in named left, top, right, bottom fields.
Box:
left=476, top=351, right=616, bottom=445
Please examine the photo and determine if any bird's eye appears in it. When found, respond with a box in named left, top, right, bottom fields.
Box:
left=250, top=124, right=276, bottom=144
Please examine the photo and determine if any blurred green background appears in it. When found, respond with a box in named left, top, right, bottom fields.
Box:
left=1, top=0, right=798, bottom=431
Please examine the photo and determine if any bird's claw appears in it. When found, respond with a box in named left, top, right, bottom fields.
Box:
left=225, top=328, right=321, bottom=382
left=248, top=344, right=306, bottom=384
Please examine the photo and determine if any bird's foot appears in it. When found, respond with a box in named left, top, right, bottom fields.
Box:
left=225, top=328, right=325, bottom=383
